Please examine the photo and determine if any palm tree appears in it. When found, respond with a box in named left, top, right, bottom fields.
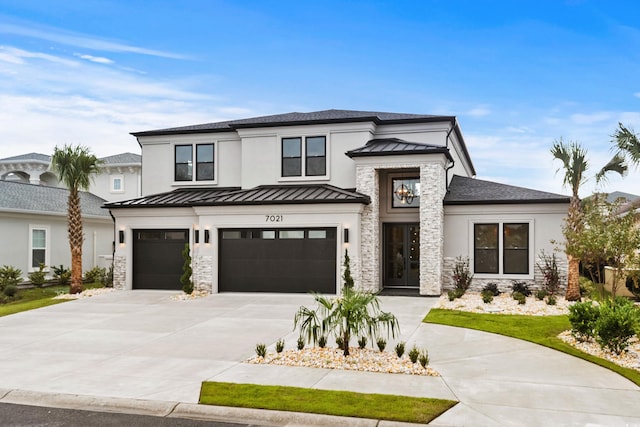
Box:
left=613, top=122, right=640, bottom=167
left=551, top=139, right=627, bottom=301
left=51, top=145, right=101, bottom=294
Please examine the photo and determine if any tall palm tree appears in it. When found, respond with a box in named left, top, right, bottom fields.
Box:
left=551, top=139, right=626, bottom=301
left=613, top=122, right=640, bottom=167
left=51, top=145, right=101, bottom=294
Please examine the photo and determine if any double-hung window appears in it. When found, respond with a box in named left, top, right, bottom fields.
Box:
left=473, top=222, right=530, bottom=275
left=281, top=136, right=326, bottom=177
left=29, top=226, right=48, bottom=270
left=175, top=143, right=215, bottom=182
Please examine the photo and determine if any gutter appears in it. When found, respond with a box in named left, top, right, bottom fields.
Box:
left=445, top=120, right=456, bottom=191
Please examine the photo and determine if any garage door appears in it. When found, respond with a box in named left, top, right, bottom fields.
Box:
left=133, top=229, right=188, bottom=290
left=219, top=228, right=337, bottom=293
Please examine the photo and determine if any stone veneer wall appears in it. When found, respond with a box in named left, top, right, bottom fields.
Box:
left=113, top=254, right=127, bottom=290
left=356, top=166, right=380, bottom=292
left=442, top=254, right=569, bottom=294
left=192, top=254, right=213, bottom=293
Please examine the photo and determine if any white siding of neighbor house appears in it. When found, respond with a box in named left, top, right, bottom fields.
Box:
left=0, top=211, right=113, bottom=280
left=91, top=169, right=141, bottom=202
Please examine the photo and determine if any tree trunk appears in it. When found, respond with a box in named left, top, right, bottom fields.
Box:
left=68, top=190, right=84, bottom=294
left=565, top=254, right=581, bottom=301
left=343, top=331, right=350, bottom=357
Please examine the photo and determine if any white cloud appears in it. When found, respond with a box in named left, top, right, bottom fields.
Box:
left=466, top=105, right=491, bottom=117
left=570, top=112, right=612, bottom=125
left=74, top=53, right=114, bottom=64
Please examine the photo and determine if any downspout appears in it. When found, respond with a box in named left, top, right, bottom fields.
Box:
left=445, top=119, right=456, bottom=191
left=109, top=209, right=116, bottom=264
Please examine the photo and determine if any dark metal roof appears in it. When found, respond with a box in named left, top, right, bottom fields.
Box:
left=444, top=175, right=570, bottom=205
left=0, top=180, right=109, bottom=217
left=103, top=187, right=240, bottom=208
left=346, top=138, right=453, bottom=161
left=105, top=184, right=370, bottom=208
left=131, top=109, right=454, bottom=137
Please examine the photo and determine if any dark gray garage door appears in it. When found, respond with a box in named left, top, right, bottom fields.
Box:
left=133, top=229, right=188, bottom=290
left=219, top=228, right=337, bottom=293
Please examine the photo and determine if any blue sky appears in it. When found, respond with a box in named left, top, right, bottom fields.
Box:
left=0, top=0, right=639, bottom=196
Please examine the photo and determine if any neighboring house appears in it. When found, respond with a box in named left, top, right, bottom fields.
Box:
left=0, top=180, right=113, bottom=279
left=105, top=109, right=570, bottom=295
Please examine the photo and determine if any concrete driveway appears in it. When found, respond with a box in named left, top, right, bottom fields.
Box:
left=0, top=290, right=639, bottom=426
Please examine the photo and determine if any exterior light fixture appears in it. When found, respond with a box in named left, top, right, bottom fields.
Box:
left=343, top=228, right=349, bottom=243
left=204, top=229, right=210, bottom=244
left=119, top=230, right=125, bottom=244
left=394, top=179, right=415, bottom=204
left=194, top=227, right=200, bottom=244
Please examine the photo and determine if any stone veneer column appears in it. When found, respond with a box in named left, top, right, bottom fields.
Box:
left=113, top=255, right=127, bottom=290
left=356, top=165, right=380, bottom=292
left=420, top=163, right=445, bottom=295
left=193, top=254, right=213, bottom=293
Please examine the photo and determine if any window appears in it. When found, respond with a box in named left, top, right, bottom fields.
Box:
left=175, top=143, right=215, bottom=182
left=29, top=226, right=48, bottom=270
left=391, top=177, right=420, bottom=208
left=282, top=136, right=326, bottom=177
left=110, top=175, right=124, bottom=193
left=473, top=222, right=530, bottom=275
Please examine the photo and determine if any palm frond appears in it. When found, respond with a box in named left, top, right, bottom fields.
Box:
left=595, top=153, right=627, bottom=184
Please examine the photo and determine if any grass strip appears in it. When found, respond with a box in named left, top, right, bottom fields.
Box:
left=0, top=283, right=103, bottom=318
left=200, top=381, right=457, bottom=424
left=424, top=308, right=640, bottom=386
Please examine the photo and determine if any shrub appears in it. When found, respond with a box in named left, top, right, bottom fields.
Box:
left=318, top=336, right=327, bottom=348
left=358, top=336, right=367, bottom=349
left=579, top=276, right=596, bottom=299
left=419, top=350, right=430, bottom=368
left=535, top=289, right=548, bottom=301
left=511, top=281, right=531, bottom=297
left=3, top=284, right=17, bottom=297
left=297, top=337, right=305, bottom=350
left=482, top=283, right=500, bottom=296
left=568, top=301, right=600, bottom=342
left=481, top=290, right=493, bottom=304
left=28, top=263, right=46, bottom=287
left=275, top=339, right=285, bottom=353
left=255, top=343, right=267, bottom=358
left=180, top=244, right=193, bottom=294
left=408, top=346, right=420, bottom=363
left=52, top=265, right=71, bottom=285
left=447, top=288, right=465, bottom=301
left=537, top=251, right=560, bottom=296
left=395, top=341, right=406, bottom=358
left=546, top=295, right=557, bottom=306
left=335, top=336, right=344, bottom=350
left=376, top=338, right=387, bottom=352
left=594, top=297, right=639, bottom=355
left=452, top=256, right=473, bottom=295
left=0, top=265, right=22, bottom=290
left=84, top=266, right=112, bottom=286
left=513, top=292, right=526, bottom=305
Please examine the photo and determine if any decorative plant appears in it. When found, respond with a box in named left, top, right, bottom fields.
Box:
left=296, top=336, right=305, bottom=350
left=594, top=297, right=638, bottom=354
left=481, top=290, right=493, bottom=304
left=180, top=243, right=194, bottom=294
left=255, top=343, right=267, bottom=358
left=452, top=256, right=473, bottom=295
left=536, top=251, right=560, bottom=296
left=0, top=265, right=22, bottom=291
left=395, top=341, right=406, bottom=358
left=535, top=289, right=548, bottom=301
left=482, top=283, right=500, bottom=296
left=546, top=295, right=557, bottom=305
left=3, top=284, right=17, bottom=298
left=275, top=339, right=285, bottom=353
left=419, top=350, right=430, bottom=368
left=318, top=335, right=327, bottom=348
left=512, top=292, right=526, bottom=305
left=376, top=338, right=387, bottom=352
left=358, top=336, right=367, bottom=349
left=511, top=281, right=531, bottom=297
left=28, top=263, right=46, bottom=287
left=568, top=301, right=599, bottom=342
left=342, top=249, right=354, bottom=289
left=52, top=265, right=71, bottom=285
left=336, top=336, right=344, bottom=350
left=408, top=345, right=420, bottom=363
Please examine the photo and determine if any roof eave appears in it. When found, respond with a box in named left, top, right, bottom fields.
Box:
left=444, top=198, right=570, bottom=206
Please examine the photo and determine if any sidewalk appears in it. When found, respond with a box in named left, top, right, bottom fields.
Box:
left=0, top=291, right=638, bottom=426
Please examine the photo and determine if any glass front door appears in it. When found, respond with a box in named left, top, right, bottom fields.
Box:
left=383, top=223, right=420, bottom=288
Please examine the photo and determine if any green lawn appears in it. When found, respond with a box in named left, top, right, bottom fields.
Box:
left=199, top=382, right=457, bottom=424
left=424, top=308, right=640, bottom=386
left=0, top=283, right=103, bottom=317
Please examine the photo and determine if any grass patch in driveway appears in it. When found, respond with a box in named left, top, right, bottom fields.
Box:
left=424, top=308, right=640, bottom=387
left=200, top=381, right=456, bottom=424
left=0, top=283, right=103, bottom=318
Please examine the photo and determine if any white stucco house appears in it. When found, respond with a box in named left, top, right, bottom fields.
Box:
left=0, top=152, right=141, bottom=280
left=105, top=109, right=569, bottom=295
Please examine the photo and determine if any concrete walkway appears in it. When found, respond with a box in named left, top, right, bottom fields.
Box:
left=0, top=291, right=638, bottom=426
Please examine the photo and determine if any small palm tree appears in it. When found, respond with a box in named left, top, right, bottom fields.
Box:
left=613, top=122, right=640, bottom=167
left=51, top=145, right=101, bottom=294
left=551, top=139, right=626, bottom=301
left=294, top=285, right=399, bottom=357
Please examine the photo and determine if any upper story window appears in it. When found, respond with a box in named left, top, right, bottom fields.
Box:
left=110, top=175, right=124, bottom=193
left=473, top=222, right=530, bottom=275
left=391, top=177, right=420, bottom=208
left=282, top=136, right=326, bottom=177
left=175, top=143, right=215, bottom=182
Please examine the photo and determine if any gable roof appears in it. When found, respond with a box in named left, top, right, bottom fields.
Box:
left=346, top=138, right=453, bottom=161
left=100, top=152, right=141, bottom=165
left=131, top=109, right=455, bottom=137
left=0, top=181, right=110, bottom=217
left=444, top=175, right=570, bottom=205
left=0, top=153, right=51, bottom=163
left=105, top=184, right=370, bottom=208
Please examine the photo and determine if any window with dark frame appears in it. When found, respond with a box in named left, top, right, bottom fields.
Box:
left=175, top=143, right=214, bottom=182
left=282, top=136, right=326, bottom=177
left=503, top=223, right=529, bottom=274
left=175, top=145, right=193, bottom=181
left=305, top=136, right=326, bottom=176
left=474, top=223, right=499, bottom=274
left=196, top=144, right=214, bottom=181
left=282, top=137, right=302, bottom=176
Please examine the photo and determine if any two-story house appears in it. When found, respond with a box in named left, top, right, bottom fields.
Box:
left=106, top=109, right=570, bottom=295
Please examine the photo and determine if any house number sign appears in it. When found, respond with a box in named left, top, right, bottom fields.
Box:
left=265, top=215, right=283, bottom=222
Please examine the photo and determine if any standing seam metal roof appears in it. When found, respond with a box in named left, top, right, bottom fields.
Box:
left=346, top=138, right=453, bottom=160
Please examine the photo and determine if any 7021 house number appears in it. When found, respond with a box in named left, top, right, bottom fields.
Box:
left=265, top=215, right=283, bottom=222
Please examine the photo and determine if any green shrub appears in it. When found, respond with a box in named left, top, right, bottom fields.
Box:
left=395, top=341, right=406, bottom=358
left=358, top=336, right=367, bottom=349
left=52, top=265, right=71, bottom=285
left=512, top=292, right=526, bottom=305
left=84, top=266, right=112, bottom=286
left=255, top=343, right=267, bottom=358
left=447, top=290, right=456, bottom=301
left=511, top=281, right=531, bottom=297
left=482, top=283, right=500, bottom=296
left=419, top=350, right=430, bottom=368
left=408, top=346, right=420, bottom=363
left=3, top=284, right=17, bottom=297
left=28, top=264, right=46, bottom=287
left=448, top=288, right=465, bottom=301
left=579, top=276, right=597, bottom=299
left=180, top=244, right=193, bottom=294
left=297, top=336, right=305, bottom=350
left=275, top=339, right=285, bottom=353
left=335, top=336, right=344, bottom=350
left=568, top=301, right=600, bottom=341
left=481, top=290, right=493, bottom=304
left=376, top=338, right=386, bottom=352
left=535, top=289, right=548, bottom=301
left=0, top=265, right=22, bottom=290
left=546, top=295, right=557, bottom=306
left=594, top=297, right=639, bottom=355
left=318, top=336, right=327, bottom=348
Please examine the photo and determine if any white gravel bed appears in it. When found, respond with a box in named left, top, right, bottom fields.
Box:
left=171, top=290, right=209, bottom=300
left=558, top=331, right=640, bottom=370
left=433, top=292, right=574, bottom=315
left=248, top=347, right=439, bottom=377
left=54, top=287, right=115, bottom=299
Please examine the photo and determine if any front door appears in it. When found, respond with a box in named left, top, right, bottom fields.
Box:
left=383, top=223, right=420, bottom=288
